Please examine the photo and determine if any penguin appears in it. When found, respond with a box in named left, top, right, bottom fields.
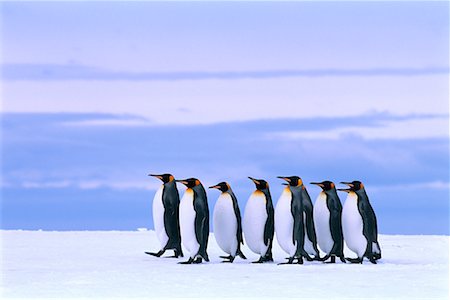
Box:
left=243, top=177, right=274, bottom=263
left=145, top=173, right=183, bottom=258
left=209, top=182, right=246, bottom=263
left=310, top=181, right=345, bottom=263
left=338, top=181, right=382, bottom=264
left=299, top=181, right=321, bottom=260
left=177, top=178, right=210, bottom=264
left=275, top=176, right=314, bottom=264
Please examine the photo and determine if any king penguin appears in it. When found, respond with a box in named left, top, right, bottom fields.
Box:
left=275, top=176, right=314, bottom=264
left=243, top=177, right=274, bottom=263
left=299, top=180, right=321, bottom=260
left=339, top=181, right=382, bottom=264
left=209, top=182, right=246, bottom=263
left=145, top=173, right=183, bottom=258
left=311, top=181, right=345, bottom=263
left=177, top=178, right=210, bottom=264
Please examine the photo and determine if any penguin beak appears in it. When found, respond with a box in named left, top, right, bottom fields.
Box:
left=310, top=182, right=324, bottom=188
left=281, top=183, right=288, bottom=186
left=209, top=185, right=220, bottom=189
left=337, top=188, right=351, bottom=193
left=277, top=176, right=291, bottom=183
left=340, top=181, right=354, bottom=187
left=248, top=177, right=260, bottom=185
left=175, top=179, right=188, bottom=186
left=149, top=174, right=163, bottom=180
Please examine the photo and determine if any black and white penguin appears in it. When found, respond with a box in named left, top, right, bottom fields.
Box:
left=275, top=176, right=314, bottom=264
left=145, top=173, right=183, bottom=258
left=339, top=181, right=382, bottom=264
left=243, top=177, right=274, bottom=263
left=300, top=181, right=321, bottom=260
left=311, top=181, right=345, bottom=263
left=209, top=182, right=246, bottom=263
left=177, top=178, right=210, bottom=264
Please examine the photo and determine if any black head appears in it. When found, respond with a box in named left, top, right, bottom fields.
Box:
left=277, top=176, right=303, bottom=187
left=310, top=180, right=336, bottom=191
left=338, top=181, right=365, bottom=193
left=149, top=173, right=175, bottom=184
left=248, top=177, right=269, bottom=190
left=176, top=178, right=202, bottom=188
left=209, top=182, right=231, bottom=192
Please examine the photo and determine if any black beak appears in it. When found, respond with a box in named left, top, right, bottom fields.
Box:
left=248, top=177, right=260, bottom=185
left=310, top=182, right=324, bottom=188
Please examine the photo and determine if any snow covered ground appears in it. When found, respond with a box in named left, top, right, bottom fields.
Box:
left=1, top=230, right=448, bottom=299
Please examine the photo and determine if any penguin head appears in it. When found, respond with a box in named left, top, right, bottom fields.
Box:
left=310, top=180, right=336, bottom=191
left=277, top=176, right=303, bottom=187
left=248, top=177, right=269, bottom=190
left=209, top=182, right=231, bottom=192
left=148, top=173, right=175, bottom=183
left=338, top=181, right=365, bottom=193
left=176, top=178, right=202, bottom=188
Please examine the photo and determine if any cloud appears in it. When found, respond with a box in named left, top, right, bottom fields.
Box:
left=2, top=63, right=449, bottom=81
left=266, top=117, right=449, bottom=141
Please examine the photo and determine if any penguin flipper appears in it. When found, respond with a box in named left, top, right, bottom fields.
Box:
left=162, top=186, right=182, bottom=250
left=229, top=191, right=245, bottom=246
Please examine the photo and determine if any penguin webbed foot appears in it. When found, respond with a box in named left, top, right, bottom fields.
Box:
left=346, top=257, right=363, bottom=264
left=178, top=257, right=201, bottom=264
left=278, top=257, right=295, bottom=265
left=252, top=256, right=265, bottom=264
left=145, top=250, right=165, bottom=257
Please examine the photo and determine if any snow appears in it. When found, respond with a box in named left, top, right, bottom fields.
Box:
left=1, top=230, right=449, bottom=299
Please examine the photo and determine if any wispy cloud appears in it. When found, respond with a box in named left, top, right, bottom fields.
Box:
left=2, top=63, right=449, bottom=81
left=266, top=117, right=449, bottom=141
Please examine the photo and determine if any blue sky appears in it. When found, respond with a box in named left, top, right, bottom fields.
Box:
left=1, top=1, right=449, bottom=234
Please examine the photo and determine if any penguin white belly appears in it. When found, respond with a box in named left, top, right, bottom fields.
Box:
left=179, top=189, right=200, bottom=258
left=342, top=192, right=367, bottom=258
left=275, top=187, right=296, bottom=256
left=213, top=193, right=238, bottom=256
left=313, top=192, right=334, bottom=254
left=152, top=185, right=169, bottom=249
left=243, top=191, right=269, bottom=256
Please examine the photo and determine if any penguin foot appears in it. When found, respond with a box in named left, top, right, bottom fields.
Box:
left=252, top=257, right=265, bottom=264
left=339, top=256, right=347, bottom=263
left=145, top=250, right=164, bottom=257
left=178, top=257, right=195, bottom=264
left=304, top=255, right=314, bottom=262
left=278, top=257, right=295, bottom=265
left=346, top=257, right=363, bottom=264
left=369, top=257, right=377, bottom=264
left=193, top=257, right=203, bottom=264
left=220, top=255, right=235, bottom=263
left=297, top=257, right=304, bottom=265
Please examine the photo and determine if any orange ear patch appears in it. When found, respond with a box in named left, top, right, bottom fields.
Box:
left=330, top=182, right=335, bottom=189
left=195, top=179, right=200, bottom=186
left=169, top=175, right=174, bottom=182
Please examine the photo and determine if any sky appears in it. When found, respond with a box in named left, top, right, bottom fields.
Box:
left=1, top=1, right=449, bottom=234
